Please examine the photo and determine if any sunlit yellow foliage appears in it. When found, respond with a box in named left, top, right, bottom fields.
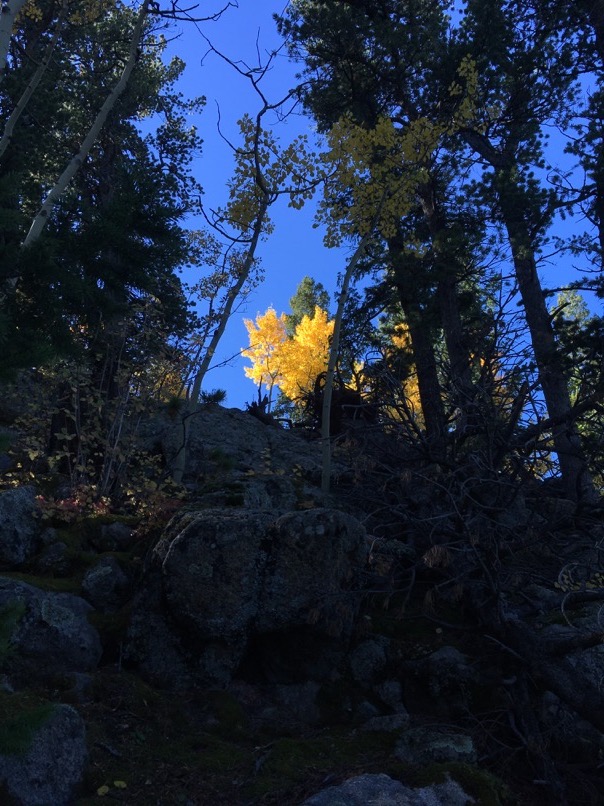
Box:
left=448, top=55, right=480, bottom=127
left=68, top=0, right=114, bottom=26
left=391, top=322, right=412, bottom=352
left=277, top=306, right=334, bottom=400
left=317, top=58, right=480, bottom=247
left=17, top=0, right=114, bottom=26
left=242, top=306, right=334, bottom=402
left=388, top=323, right=423, bottom=420
left=242, top=307, right=288, bottom=391
left=318, top=114, right=434, bottom=245
left=21, top=0, right=43, bottom=21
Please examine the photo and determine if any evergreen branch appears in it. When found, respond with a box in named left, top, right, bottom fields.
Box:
left=22, top=0, right=152, bottom=250
left=0, top=0, right=68, bottom=160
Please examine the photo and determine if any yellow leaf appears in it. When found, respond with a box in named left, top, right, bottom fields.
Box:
left=113, top=780, right=127, bottom=789
left=97, top=785, right=110, bottom=796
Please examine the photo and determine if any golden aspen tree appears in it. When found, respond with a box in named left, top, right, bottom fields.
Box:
left=242, top=308, right=288, bottom=406
left=242, top=305, right=334, bottom=407
left=277, top=307, right=334, bottom=401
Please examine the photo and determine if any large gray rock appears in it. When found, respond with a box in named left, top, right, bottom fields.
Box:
left=156, top=509, right=276, bottom=639
left=0, top=702, right=87, bottom=805
left=124, top=567, right=196, bottom=689
left=255, top=509, right=367, bottom=635
left=0, top=578, right=102, bottom=680
left=125, top=508, right=368, bottom=687
left=302, top=773, right=474, bottom=805
left=0, top=487, right=39, bottom=567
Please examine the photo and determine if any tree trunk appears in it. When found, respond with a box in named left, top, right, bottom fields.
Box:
left=416, top=180, right=476, bottom=428
left=404, top=308, right=447, bottom=445
left=321, top=227, right=377, bottom=494
left=0, top=0, right=27, bottom=82
left=0, top=0, right=68, bottom=159
left=495, top=168, right=594, bottom=500
left=388, top=235, right=447, bottom=448
left=22, top=1, right=149, bottom=248
left=170, top=199, right=269, bottom=485
left=462, top=130, right=594, bottom=500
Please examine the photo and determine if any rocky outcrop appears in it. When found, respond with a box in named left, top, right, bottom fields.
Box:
left=146, top=405, right=348, bottom=509
left=0, top=401, right=601, bottom=803
left=125, top=507, right=368, bottom=688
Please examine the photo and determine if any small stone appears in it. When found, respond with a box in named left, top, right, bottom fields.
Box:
left=82, top=558, right=130, bottom=611
left=349, top=638, right=389, bottom=685
left=395, top=726, right=477, bottom=764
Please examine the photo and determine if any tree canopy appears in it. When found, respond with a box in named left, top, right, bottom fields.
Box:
left=0, top=0, right=602, bottom=500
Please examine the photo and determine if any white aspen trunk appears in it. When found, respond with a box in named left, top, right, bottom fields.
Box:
left=170, top=198, right=270, bottom=485
left=0, top=0, right=27, bottom=82
left=188, top=209, right=267, bottom=404
left=0, top=0, right=68, bottom=159
left=23, top=1, right=149, bottom=248
left=171, top=95, right=278, bottom=484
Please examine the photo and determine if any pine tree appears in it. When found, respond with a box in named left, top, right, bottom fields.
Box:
left=285, top=275, right=331, bottom=336
left=279, top=0, right=598, bottom=498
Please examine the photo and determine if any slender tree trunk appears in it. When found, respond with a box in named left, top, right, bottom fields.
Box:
left=188, top=210, right=267, bottom=405
left=387, top=235, right=447, bottom=447
left=435, top=275, right=474, bottom=406
left=22, top=1, right=149, bottom=248
left=404, top=307, right=447, bottom=445
left=171, top=76, right=310, bottom=483
left=417, top=180, right=476, bottom=426
left=171, top=200, right=269, bottom=485
left=0, top=0, right=27, bottom=82
left=321, top=227, right=377, bottom=494
left=0, top=0, right=68, bottom=159
left=460, top=129, right=594, bottom=499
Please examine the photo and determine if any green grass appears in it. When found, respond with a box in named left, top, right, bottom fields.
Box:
left=0, top=692, right=56, bottom=756
left=0, top=601, right=26, bottom=665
